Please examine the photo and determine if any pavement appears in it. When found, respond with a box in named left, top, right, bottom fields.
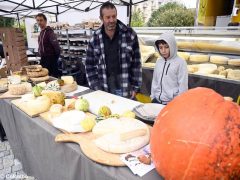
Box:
left=0, top=140, right=36, bottom=180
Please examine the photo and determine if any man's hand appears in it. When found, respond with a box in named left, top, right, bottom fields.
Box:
left=131, top=91, right=137, bottom=99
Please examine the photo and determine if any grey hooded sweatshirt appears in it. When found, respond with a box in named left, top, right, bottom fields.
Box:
left=150, top=32, right=188, bottom=104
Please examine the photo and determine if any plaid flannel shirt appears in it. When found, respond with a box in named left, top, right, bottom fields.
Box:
left=85, top=20, right=142, bottom=97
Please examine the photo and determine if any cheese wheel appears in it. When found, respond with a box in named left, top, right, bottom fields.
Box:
left=24, top=65, right=42, bottom=72
left=93, top=118, right=150, bottom=153
left=30, top=75, right=49, bottom=82
left=27, top=68, right=49, bottom=78
left=61, top=81, right=78, bottom=93
left=210, top=55, right=229, bottom=65
left=187, top=65, right=198, bottom=73
left=228, top=59, right=240, bottom=67
left=195, top=64, right=217, bottom=74
left=177, top=41, right=240, bottom=54
left=8, top=84, right=27, bottom=95
left=26, top=95, right=51, bottom=115
left=189, top=54, right=209, bottom=63
left=177, top=52, right=190, bottom=61
left=50, top=104, right=63, bottom=114
left=143, top=63, right=156, bottom=68
left=21, top=82, right=32, bottom=92
left=61, top=76, right=74, bottom=85
left=227, top=70, right=240, bottom=80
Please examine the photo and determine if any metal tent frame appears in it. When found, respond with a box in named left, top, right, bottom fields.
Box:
left=0, top=0, right=147, bottom=25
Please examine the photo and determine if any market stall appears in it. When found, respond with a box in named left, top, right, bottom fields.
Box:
left=0, top=98, right=163, bottom=180
left=0, top=63, right=167, bottom=179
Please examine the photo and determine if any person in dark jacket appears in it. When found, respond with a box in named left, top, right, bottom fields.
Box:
left=85, top=2, right=142, bottom=98
left=35, top=13, right=60, bottom=77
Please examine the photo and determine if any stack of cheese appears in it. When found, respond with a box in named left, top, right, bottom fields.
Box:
left=24, top=65, right=49, bottom=82
left=92, top=118, right=150, bottom=154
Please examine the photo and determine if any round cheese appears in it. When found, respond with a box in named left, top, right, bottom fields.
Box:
left=195, top=64, right=217, bottom=75
left=30, top=75, right=49, bottom=82
left=61, top=81, right=78, bottom=93
left=189, top=54, right=209, bottom=63
left=27, top=68, right=49, bottom=78
left=177, top=52, right=190, bottom=61
left=210, top=55, right=229, bottom=65
left=21, top=82, right=32, bottom=92
left=93, top=118, right=150, bottom=153
left=24, top=65, right=42, bottom=72
left=187, top=65, right=198, bottom=73
left=227, top=70, right=240, bottom=80
left=61, top=76, right=74, bottom=85
left=8, top=84, right=27, bottom=95
left=26, top=95, right=51, bottom=115
left=228, top=59, right=240, bottom=67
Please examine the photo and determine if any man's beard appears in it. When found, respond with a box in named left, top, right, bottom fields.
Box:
left=106, top=23, right=116, bottom=31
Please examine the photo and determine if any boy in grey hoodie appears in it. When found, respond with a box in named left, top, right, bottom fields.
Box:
left=150, top=32, right=188, bottom=105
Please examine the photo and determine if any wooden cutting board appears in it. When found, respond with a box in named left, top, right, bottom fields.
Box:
left=0, top=91, right=22, bottom=99
left=55, top=132, right=126, bottom=166
left=41, top=110, right=125, bottom=166
left=11, top=99, right=41, bottom=117
left=82, top=90, right=142, bottom=115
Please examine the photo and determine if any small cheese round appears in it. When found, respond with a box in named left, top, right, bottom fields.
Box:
left=8, top=84, right=27, bottom=95
left=177, top=52, right=190, bottom=61
left=210, top=55, right=229, bottom=65
left=189, top=54, right=209, bottom=63
left=228, top=59, right=240, bottom=67
left=61, top=76, right=74, bottom=85
left=50, top=104, right=63, bottom=114
left=27, top=68, right=49, bottom=78
left=227, top=70, right=240, bottom=80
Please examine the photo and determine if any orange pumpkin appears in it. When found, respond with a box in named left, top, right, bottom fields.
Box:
left=150, top=87, right=240, bottom=179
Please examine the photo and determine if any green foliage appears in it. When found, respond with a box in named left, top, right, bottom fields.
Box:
left=0, top=16, right=15, bottom=27
left=148, top=2, right=195, bottom=27
left=131, top=9, right=145, bottom=27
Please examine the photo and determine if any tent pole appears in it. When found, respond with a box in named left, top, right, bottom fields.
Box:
left=129, top=0, right=133, bottom=27
left=17, top=13, right=20, bottom=28
left=56, top=6, right=59, bottom=22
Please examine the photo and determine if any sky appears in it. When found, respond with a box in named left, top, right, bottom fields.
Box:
left=177, top=0, right=198, bottom=8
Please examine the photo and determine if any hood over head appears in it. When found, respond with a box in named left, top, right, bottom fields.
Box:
left=155, top=32, right=178, bottom=60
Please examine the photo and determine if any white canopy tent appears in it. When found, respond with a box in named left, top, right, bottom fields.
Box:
left=0, top=0, right=147, bottom=25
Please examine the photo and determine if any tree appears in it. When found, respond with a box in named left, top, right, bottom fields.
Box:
left=0, top=16, right=15, bottom=27
left=131, top=9, right=145, bottom=27
left=148, top=2, right=195, bottom=27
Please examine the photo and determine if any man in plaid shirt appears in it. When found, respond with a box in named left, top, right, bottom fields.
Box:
left=85, top=2, right=142, bottom=98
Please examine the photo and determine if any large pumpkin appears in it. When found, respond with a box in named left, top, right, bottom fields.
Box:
left=150, top=87, right=240, bottom=179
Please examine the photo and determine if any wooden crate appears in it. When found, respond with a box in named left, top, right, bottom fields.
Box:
left=0, top=28, right=28, bottom=72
